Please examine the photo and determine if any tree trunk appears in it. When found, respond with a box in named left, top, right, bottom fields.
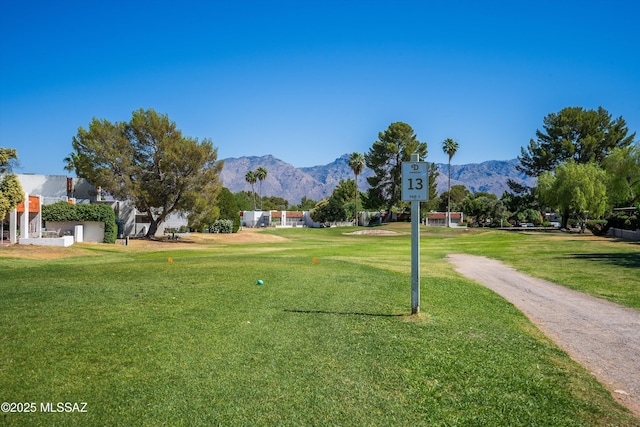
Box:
left=385, top=206, right=393, bottom=223
left=146, top=218, right=159, bottom=238
left=251, top=185, right=256, bottom=210
left=561, top=209, right=570, bottom=230
left=354, top=173, right=359, bottom=226
left=447, top=160, right=451, bottom=227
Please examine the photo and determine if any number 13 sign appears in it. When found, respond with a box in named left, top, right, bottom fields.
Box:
left=401, top=161, right=429, bottom=202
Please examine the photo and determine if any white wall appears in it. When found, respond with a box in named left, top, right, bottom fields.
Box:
left=16, top=174, right=95, bottom=201
left=241, top=210, right=317, bottom=228
left=46, top=221, right=105, bottom=243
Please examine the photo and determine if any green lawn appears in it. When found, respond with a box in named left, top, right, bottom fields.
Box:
left=1, top=226, right=638, bottom=426
left=419, top=226, right=640, bottom=310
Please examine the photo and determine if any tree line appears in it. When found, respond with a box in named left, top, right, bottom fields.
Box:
left=2, top=105, right=637, bottom=237
left=310, top=108, right=639, bottom=231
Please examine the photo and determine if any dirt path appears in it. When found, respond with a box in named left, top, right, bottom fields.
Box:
left=447, top=253, right=640, bottom=418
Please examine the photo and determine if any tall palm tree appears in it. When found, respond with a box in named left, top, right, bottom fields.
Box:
left=348, top=152, right=365, bottom=225
left=245, top=170, right=257, bottom=210
left=255, top=167, right=268, bottom=210
left=441, top=138, right=459, bottom=227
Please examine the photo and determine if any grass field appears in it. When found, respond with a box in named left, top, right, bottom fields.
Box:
left=1, top=226, right=638, bottom=426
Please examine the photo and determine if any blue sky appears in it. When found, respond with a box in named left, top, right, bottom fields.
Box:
left=1, top=1, right=638, bottom=176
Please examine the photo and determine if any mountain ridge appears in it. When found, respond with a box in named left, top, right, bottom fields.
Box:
left=219, top=154, right=535, bottom=205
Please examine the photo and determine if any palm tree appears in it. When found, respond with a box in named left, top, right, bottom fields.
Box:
left=441, top=138, right=459, bottom=227
left=348, top=152, right=365, bottom=225
left=245, top=170, right=257, bottom=210
left=255, top=167, right=268, bottom=210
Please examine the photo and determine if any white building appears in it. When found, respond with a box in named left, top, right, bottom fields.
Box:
left=241, top=210, right=317, bottom=228
left=2, top=175, right=188, bottom=244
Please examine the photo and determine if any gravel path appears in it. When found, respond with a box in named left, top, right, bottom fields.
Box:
left=447, top=253, right=640, bottom=418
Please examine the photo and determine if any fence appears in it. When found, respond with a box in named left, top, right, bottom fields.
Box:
left=608, top=228, right=640, bottom=241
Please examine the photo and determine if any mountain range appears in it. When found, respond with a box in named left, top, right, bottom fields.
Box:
left=219, top=154, right=536, bottom=205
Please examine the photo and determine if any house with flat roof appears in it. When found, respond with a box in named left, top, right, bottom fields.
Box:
left=241, top=210, right=315, bottom=228
left=426, top=212, right=464, bottom=227
left=2, top=174, right=187, bottom=243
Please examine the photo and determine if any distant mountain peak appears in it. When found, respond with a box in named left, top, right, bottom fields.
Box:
left=220, top=155, right=534, bottom=204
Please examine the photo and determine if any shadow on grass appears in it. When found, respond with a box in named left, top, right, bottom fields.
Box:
left=568, top=253, right=640, bottom=269
left=284, top=309, right=406, bottom=317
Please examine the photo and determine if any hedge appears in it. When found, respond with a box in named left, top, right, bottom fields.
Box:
left=42, top=202, right=117, bottom=243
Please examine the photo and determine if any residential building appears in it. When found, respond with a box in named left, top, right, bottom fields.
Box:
left=426, top=212, right=464, bottom=227
left=2, top=174, right=187, bottom=243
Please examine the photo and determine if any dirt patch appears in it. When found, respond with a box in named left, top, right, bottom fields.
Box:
left=344, top=229, right=405, bottom=236
left=191, top=229, right=289, bottom=244
left=0, top=244, right=97, bottom=259
left=447, top=253, right=640, bottom=419
left=0, top=229, right=289, bottom=259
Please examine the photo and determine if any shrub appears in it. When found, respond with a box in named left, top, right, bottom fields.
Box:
left=607, top=213, right=639, bottom=231
left=585, top=220, right=609, bottom=236
left=42, top=202, right=117, bottom=243
left=210, top=219, right=233, bottom=233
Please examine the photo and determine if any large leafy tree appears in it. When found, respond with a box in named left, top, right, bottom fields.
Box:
left=296, top=196, right=318, bottom=211
left=0, top=148, right=24, bottom=219
left=461, top=192, right=508, bottom=227
left=604, top=144, right=640, bottom=208
left=437, top=184, right=470, bottom=213
left=310, top=179, right=359, bottom=224
left=261, top=196, right=289, bottom=211
left=66, top=108, right=223, bottom=238
left=536, top=161, right=608, bottom=229
left=332, top=178, right=360, bottom=219
left=518, top=106, right=635, bottom=177
left=188, top=184, right=221, bottom=232
left=310, top=197, right=346, bottom=225
left=0, top=148, right=19, bottom=173
left=365, top=122, right=427, bottom=220
left=217, top=187, right=241, bottom=232
left=501, top=181, right=538, bottom=225
left=441, top=138, right=459, bottom=226
left=234, top=190, right=254, bottom=211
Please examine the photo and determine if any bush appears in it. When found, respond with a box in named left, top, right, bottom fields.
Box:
left=231, top=216, right=241, bottom=233
left=210, top=219, right=233, bottom=234
left=607, top=213, right=639, bottom=231
left=42, top=202, right=117, bottom=243
left=585, top=220, right=609, bottom=236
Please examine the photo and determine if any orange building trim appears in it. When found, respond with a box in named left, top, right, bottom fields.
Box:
left=16, top=196, right=40, bottom=213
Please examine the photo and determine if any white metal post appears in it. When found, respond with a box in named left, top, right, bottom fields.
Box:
left=403, top=153, right=427, bottom=315
left=411, top=199, right=420, bottom=314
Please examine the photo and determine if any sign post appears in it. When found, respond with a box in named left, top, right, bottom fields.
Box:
left=402, top=153, right=428, bottom=314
